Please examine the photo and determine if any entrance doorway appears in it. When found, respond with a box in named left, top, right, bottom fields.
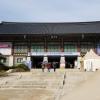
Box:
left=65, top=56, right=77, bottom=68
left=48, top=56, right=60, bottom=68
left=31, top=56, right=43, bottom=68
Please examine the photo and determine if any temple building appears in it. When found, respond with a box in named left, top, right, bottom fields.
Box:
left=0, top=21, right=100, bottom=68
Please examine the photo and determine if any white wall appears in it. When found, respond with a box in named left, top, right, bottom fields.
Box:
left=0, top=42, right=12, bottom=55
left=8, top=56, right=14, bottom=66
left=0, top=48, right=12, bottom=55
left=27, top=57, right=31, bottom=62
left=14, top=56, right=27, bottom=65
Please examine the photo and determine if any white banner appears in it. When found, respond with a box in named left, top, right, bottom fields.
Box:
left=31, top=52, right=80, bottom=56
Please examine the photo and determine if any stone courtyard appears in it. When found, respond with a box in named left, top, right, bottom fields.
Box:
left=0, top=69, right=94, bottom=100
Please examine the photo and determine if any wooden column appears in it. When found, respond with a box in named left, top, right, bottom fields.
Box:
left=12, top=42, right=14, bottom=55
left=61, top=38, right=64, bottom=52
left=44, top=36, right=47, bottom=52
left=77, top=41, right=80, bottom=52
left=94, top=40, right=97, bottom=53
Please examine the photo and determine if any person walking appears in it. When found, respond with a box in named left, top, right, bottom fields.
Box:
left=53, top=62, right=57, bottom=72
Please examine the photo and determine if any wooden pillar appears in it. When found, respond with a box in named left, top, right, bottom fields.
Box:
left=94, top=40, right=97, bottom=53
left=77, top=41, right=80, bottom=52
left=12, top=42, right=14, bottom=55
left=28, top=43, right=30, bottom=53
left=61, top=38, right=64, bottom=52
left=27, top=35, right=30, bottom=53
left=44, top=36, right=47, bottom=52
left=12, top=42, right=15, bottom=66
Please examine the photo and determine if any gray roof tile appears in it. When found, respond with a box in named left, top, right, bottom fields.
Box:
left=0, top=21, right=100, bottom=34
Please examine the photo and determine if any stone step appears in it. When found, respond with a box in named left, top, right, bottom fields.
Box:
left=0, top=83, right=62, bottom=89
left=0, top=80, right=63, bottom=89
left=0, top=85, right=46, bottom=89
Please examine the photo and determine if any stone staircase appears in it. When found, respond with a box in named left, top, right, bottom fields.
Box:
left=0, top=70, right=65, bottom=90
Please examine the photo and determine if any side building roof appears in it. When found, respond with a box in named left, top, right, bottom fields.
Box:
left=0, top=21, right=100, bottom=34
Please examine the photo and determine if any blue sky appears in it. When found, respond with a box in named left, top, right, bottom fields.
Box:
left=0, top=0, right=100, bottom=22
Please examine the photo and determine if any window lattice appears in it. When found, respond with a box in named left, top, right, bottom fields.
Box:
left=64, top=42, right=77, bottom=52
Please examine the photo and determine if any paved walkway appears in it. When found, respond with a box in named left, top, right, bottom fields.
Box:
left=61, top=70, right=99, bottom=100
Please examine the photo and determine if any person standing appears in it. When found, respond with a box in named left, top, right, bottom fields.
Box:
left=42, top=63, right=45, bottom=72
left=47, top=63, right=51, bottom=72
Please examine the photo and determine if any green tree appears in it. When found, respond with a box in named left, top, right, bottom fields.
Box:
left=0, top=53, right=9, bottom=71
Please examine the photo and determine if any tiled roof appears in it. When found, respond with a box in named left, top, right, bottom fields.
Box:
left=0, top=21, right=100, bottom=34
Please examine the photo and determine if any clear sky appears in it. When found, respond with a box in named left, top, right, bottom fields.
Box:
left=0, top=0, right=100, bottom=22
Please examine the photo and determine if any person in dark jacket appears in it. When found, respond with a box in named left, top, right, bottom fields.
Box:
left=52, top=62, right=57, bottom=72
